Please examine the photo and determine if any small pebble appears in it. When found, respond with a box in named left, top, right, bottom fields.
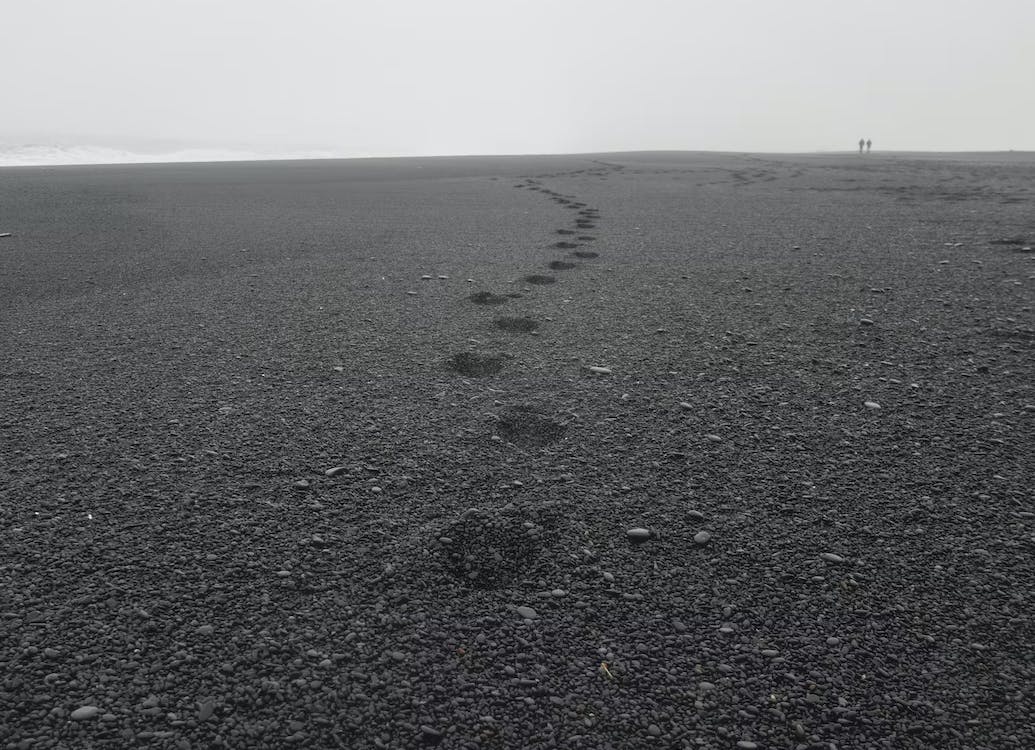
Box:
left=324, top=466, right=348, bottom=477
left=687, top=510, right=705, bottom=520
left=864, top=401, right=881, bottom=410
left=198, top=699, right=215, bottom=722
left=647, top=724, right=662, bottom=737
left=704, top=434, right=722, bottom=442
left=859, top=318, right=874, bottom=326
left=820, top=552, right=845, bottom=564
left=70, top=706, right=101, bottom=721
left=196, top=625, right=214, bottom=635
left=588, top=366, right=612, bottom=374
left=737, top=742, right=758, bottom=750
left=626, top=527, right=651, bottom=544
left=678, top=401, right=693, bottom=410
left=693, top=531, right=712, bottom=545
left=420, top=725, right=442, bottom=742
left=515, top=606, right=538, bottom=620
left=421, top=274, right=432, bottom=280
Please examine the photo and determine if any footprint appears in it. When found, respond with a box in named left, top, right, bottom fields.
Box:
left=495, top=405, right=568, bottom=446
left=435, top=502, right=559, bottom=589
left=576, top=221, right=595, bottom=229
left=524, top=274, right=557, bottom=285
left=448, top=352, right=506, bottom=377
left=553, top=241, right=578, bottom=249
left=572, top=251, right=599, bottom=259
left=576, top=235, right=595, bottom=241
left=548, top=261, right=576, bottom=271
left=469, top=291, right=508, bottom=305
left=494, top=316, right=539, bottom=332
left=556, top=229, right=576, bottom=235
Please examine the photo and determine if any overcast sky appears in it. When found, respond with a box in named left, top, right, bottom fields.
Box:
left=3, top=0, right=1033, bottom=159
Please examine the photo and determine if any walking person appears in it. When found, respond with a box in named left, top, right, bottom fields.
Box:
left=866, top=138, right=872, bottom=154
left=858, top=138, right=865, bottom=154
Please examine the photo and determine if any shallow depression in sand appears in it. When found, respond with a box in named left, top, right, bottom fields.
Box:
left=494, top=316, right=539, bottom=333
left=523, top=274, right=556, bottom=285
left=447, top=352, right=506, bottom=376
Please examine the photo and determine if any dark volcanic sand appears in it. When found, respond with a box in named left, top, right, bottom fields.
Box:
left=1, top=152, right=1033, bottom=749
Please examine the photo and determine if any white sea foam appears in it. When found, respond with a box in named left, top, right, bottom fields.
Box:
left=0, top=144, right=342, bottom=167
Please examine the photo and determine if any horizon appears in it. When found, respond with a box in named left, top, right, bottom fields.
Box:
left=2, top=144, right=1035, bottom=169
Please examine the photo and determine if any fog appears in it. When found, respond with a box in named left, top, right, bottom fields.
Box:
left=3, top=0, right=1033, bottom=163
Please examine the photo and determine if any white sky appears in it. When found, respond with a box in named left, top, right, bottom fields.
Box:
left=3, top=0, right=1033, bottom=156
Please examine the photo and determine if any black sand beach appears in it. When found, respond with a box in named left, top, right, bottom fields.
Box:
left=1, top=152, right=1033, bottom=748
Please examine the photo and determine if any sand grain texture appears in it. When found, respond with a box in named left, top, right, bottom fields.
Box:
left=1, top=152, right=1033, bottom=748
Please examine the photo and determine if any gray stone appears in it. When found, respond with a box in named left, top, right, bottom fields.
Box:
left=70, top=706, right=101, bottom=721
left=626, top=527, right=651, bottom=543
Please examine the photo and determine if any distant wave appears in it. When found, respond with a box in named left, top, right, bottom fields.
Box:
left=0, top=144, right=342, bottom=167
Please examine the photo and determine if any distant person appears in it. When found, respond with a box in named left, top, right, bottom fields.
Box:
left=866, top=138, right=872, bottom=154
left=858, top=138, right=865, bottom=154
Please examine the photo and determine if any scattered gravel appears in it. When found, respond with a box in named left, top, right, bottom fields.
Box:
left=1, top=153, right=1031, bottom=750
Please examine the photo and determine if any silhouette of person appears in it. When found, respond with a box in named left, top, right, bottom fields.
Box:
left=866, top=139, right=872, bottom=154
left=858, top=138, right=865, bottom=154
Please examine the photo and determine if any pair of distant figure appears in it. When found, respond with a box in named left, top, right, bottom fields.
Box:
left=858, top=138, right=872, bottom=154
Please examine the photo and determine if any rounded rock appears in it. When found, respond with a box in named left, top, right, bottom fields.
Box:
left=820, top=552, right=845, bottom=564
left=515, top=606, right=538, bottom=620
left=70, top=706, right=101, bottom=721
left=693, top=531, right=712, bottom=545
left=626, top=527, right=652, bottom=544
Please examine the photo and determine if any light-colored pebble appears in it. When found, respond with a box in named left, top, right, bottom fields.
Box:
left=626, top=527, right=651, bottom=543
left=70, top=706, right=101, bottom=721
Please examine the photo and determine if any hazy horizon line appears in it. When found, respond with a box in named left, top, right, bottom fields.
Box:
left=2, top=143, right=1033, bottom=169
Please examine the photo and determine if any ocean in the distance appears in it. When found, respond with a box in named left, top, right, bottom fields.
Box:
left=0, top=144, right=345, bottom=167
